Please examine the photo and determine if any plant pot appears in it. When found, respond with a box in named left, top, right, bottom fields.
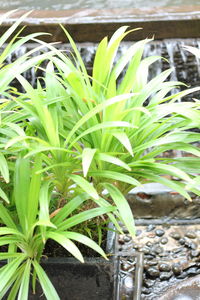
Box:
left=29, top=257, right=114, bottom=300
left=1, top=225, right=116, bottom=300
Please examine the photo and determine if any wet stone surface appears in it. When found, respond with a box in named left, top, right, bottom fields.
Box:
left=116, top=223, right=200, bottom=299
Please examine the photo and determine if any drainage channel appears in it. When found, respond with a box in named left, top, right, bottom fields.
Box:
left=114, top=219, right=200, bottom=300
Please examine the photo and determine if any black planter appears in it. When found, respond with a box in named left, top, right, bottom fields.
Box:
left=29, top=257, right=114, bottom=300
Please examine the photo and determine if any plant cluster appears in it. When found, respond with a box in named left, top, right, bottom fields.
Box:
left=0, top=13, right=200, bottom=299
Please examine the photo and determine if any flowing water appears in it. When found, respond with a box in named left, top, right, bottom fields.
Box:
left=6, top=38, right=200, bottom=99
left=0, top=0, right=199, bottom=10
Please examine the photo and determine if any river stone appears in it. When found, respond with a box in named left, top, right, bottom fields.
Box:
left=123, top=235, right=132, bottom=243
left=146, top=267, right=160, bottom=277
left=153, top=245, right=164, bottom=254
left=158, top=263, right=171, bottom=272
left=191, top=250, right=200, bottom=258
left=160, top=237, right=168, bottom=244
left=146, top=224, right=156, bottom=232
left=172, top=263, right=182, bottom=275
left=148, top=260, right=158, bottom=266
left=177, top=271, right=188, bottom=279
left=170, top=232, right=181, bottom=240
left=124, top=276, right=133, bottom=289
left=185, top=231, right=197, bottom=239
left=155, top=229, right=165, bottom=237
left=185, top=240, right=197, bottom=250
left=160, top=272, right=173, bottom=280
left=144, top=279, right=155, bottom=288
left=186, top=267, right=198, bottom=275
left=121, top=263, right=132, bottom=272
left=146, top=241, right=153, bottom=247
left=179, top=237, right=186, bottom=245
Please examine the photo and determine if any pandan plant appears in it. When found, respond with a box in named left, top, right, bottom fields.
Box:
left=0, top=22, right=200, bottom=299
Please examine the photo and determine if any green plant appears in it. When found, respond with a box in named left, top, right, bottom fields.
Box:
left=1, top=24, right=200, bottom=300
left=0, top=155, right=115, bottom=299
left=50, top=26, right=200, bottom=198
left=0, top=10, right=55, bottom=202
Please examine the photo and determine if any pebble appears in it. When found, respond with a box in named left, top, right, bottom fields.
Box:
left=148, top=260, right=158, bottom=266
left=159, top=272, right=172, bottom=280
left=155, top=229, right=165, bottom=237
left=146, top=241, right=153, bottom=247
left=170, top=232, right=181, bottom=240
left=142, top=287, right=152, bottom=295
left=153, top=245, right=164, bottom=254
left=158, top=263, right=171, bottom=272
left=121, top=263, right=132, bottom=272
left=123, top=235, right=132, bottom=243
left=146, top=224, right=156, bottom=232
left=145, top=254, right=156, bottom=259
left=160, top=237, right=168, bottom=245
left=185, top=231, right=197, bottom=239
left=177, top=271, right=188, bottom=279
left=142, top=247, right=151, bottom=255
left=172, top=247, right=185, bottom=254
left=148, top=232, right=156, bottom=238
left=172, top=263, right=182, bottom=275
left=132, top=244, right=139, bottom=250
left=118, top=235, right=125, bottom=244
left=185, top=240, right=197, bottom=250
left=144, top=279, right=154, bottom=288
left=191, top=250, right=200, bottom=258
left=179, top=237, right=186, bottom=245
left=186, top=267, right=198, bottom=275
left=146, top=267, right=160, bottom=277
left=124, top=276, right=133, bottom=289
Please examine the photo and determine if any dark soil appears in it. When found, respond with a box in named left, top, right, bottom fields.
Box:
left=43, top=229, right=108, bottom=258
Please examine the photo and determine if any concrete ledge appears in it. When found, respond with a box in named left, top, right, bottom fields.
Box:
left=127, top=183, right=200, bottom=220
left=0, top=7, right=200, bottom=42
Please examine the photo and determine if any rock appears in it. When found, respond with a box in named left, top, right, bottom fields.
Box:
left=185, top=231, right=197, bottom=239
left=123, top=235, right=132, bottom=243
left=148, top=260, right=158, bottom=266
left=142, top=287, right=152, bottom=295
left=158, top=263, right=171, bottom=272
left=148, top=232, right=156, bottom=238
left=160, top=272, right=173, bottom=280
left=155, top=229, right=165, bottom=237
left=145, top=254, right=156, bottom=260
left=142, top=247, right=151, bottom=255
left=146, top=241, right=153, bottom=247
left=186, top=267, right=198, bottom=275
left=146, top=224, right=156, bottom=232
left=172, top=263, right=182, bottom=275
left=185, top=240, right=197, bottom=250
left=127, top=258, right=134, bottom=263
left=190, top=250, right=200, bottom=258
left=153, top=245, right=164, bottom=254
left=177, top=271, right=188, bottom=279
left=160, top=237, right=168, bottom=245
left=144, top=279, right=155, bottom=288
left=124, top=276, right=133, bottom=289
left=121, top=263, right=132, bottom=272
left=170, top=232, right=181, bottom=240
left=118, top=234, right=125, bottom=244
left=132, top=244, right=139, bottom=250
left=179, top=238, right=186, bottom=245
left=146, top=267, right=160, bottom=277
left=172, top=247, right=185, bottom=254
